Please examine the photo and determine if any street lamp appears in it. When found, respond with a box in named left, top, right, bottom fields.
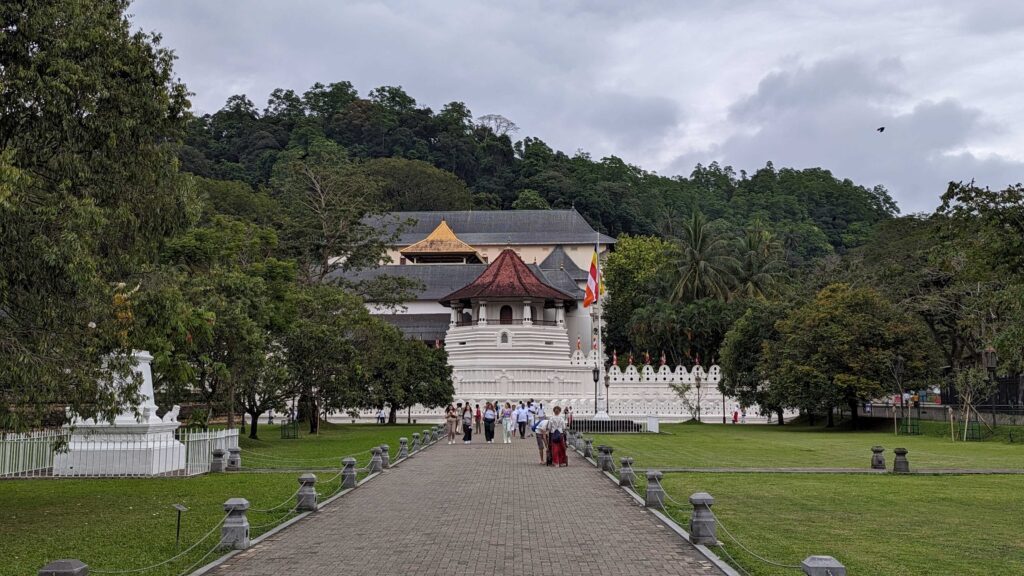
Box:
left=604, top=371, right=610, bottom=414
left=694, top=370, right=702, bottom=423
left=592, top=365, right=600, bottom=417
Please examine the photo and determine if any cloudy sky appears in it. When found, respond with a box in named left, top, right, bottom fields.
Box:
left=132, top=0, right=1024, bottom=213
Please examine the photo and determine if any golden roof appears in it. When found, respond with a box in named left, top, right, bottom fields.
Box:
left=400, top=219, right=480, bottom=255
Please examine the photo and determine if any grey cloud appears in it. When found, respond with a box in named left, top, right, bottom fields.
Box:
left=672, top=56, right=1023, bottom=214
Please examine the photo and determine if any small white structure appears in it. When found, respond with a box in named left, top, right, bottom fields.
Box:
left=53, top=350, right=186, bottom=476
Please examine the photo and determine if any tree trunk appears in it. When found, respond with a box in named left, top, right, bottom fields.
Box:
left=826, top=407, right=835, bottom=428
left=388, top=405, right=398, bottom=424
left=776, top=408, right=785, bottom=425
left=248, top=411, right=262, bottom=439
left=848, top=400, right=859, bottom=430
left=226, top=384, right=236, bottom=429
left=808, top=411, right=815, bottom=426
left=307, top=396, right=320, bottom=434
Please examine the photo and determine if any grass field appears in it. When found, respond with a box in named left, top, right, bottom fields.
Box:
left=0, top=423, right=425, bottom=576
left=592, top=421, right=1024, bottom=470
left=592, top=423, right=1024, bottom=575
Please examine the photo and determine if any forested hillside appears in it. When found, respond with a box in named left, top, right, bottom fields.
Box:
left=179, top=82, right=897, bottom=266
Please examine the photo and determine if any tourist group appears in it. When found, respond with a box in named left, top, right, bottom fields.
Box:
left=443, top=400, right=571, bottom=466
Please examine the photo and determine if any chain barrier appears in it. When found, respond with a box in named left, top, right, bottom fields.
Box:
left=707, top=504, right=802, bottom=570
left=173, top=536, right=225, bottom=576
left=248, top=508, right=299, bottom=531
left=250, top=485, right=303, bottom=514
left=90, top=512, right=230, bottom=574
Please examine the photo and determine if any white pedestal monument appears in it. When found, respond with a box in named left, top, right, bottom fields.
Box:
left=53, top=350, right=186, bottom=476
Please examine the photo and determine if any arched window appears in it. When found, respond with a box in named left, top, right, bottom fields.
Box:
left=461, top=311, right=472, bottom=325
left=500, top=333, right=509, bottom=344
left=529, top=306, right=538, bottom=320
left=499, top=305, right=513, bottom=325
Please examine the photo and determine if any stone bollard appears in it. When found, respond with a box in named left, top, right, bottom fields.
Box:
left=688, top=492, right=717, bottom=545
left=619, top=457, right=635, bottom=488
left=584, top=438, right=594, bottom=458
left=432, top=427, right=440, bottom=443
left=398, top=437, right=409, bottom=459
left=226, top=447, right=242, bottom=471
left=411, top=432, right=421, bottom=453
left=341, top=457, right=357, bottom=489
left=39, top=559, right=89, bottom=576
left=871, top=446, right=886, bottom=470
left=380, top=444, right=390, bottom=469
left=296, top=473, right=317, bottom=512
left=210, top=449, right=226, bottom=473
left=893, top=447, right=910, bottom=473
left=801, top=556, right=847, bottom=576
left=644, top=470, right=665, bottom=509
left=221, top=498, right=250, bottom=550
left=602, top=446, right=616, bottom=474
left=422, top=429, right=431, bottom=446
left=575, top=432, right=584, bottom=452
left=369, top=447, right=383, bottom=474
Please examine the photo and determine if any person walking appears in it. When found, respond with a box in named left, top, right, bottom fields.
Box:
left=445, top=404, right=458, bottom=444
left=527, top=399, right=537, bottom=436
left=474, top=404, right=483, bottom=435
left=548, top=406, right=568, bottom=467
left=500, top=402, right=515, bottom=444
left=483, top=402, right=497, bottom=443
left=455, top=402, right=463, bottom=434
left=516, top=402, right=529, bottom=439
left=461, top=405, right=474, bottom=444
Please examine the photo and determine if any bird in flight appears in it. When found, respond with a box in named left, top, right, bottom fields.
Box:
left=877, top=127, right=885, bottom=132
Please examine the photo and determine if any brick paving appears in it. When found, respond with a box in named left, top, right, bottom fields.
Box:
left=207, top=436, right=723, bottom=575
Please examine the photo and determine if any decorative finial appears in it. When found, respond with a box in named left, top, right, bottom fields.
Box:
left=576, top=336, right=581, bottom=350
left=612, top=350, right=618, bottom=365
left=660, top=351, right=666, bottom=366
left=628, top=352, right=634, bottom=366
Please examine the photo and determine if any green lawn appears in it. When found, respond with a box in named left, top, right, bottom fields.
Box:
left=592, top=422, right=1024, bottom=470
left=0, top=422, right=427, bottom=576
left=659, top=473, right=1024, bottom=576
left=588, top=423, right=1024, bottom=575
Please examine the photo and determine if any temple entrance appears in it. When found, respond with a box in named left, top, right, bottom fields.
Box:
left=499, top=305, right=513, bottom=325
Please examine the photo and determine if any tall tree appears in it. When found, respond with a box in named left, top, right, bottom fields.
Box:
left=0, top=0, right=192, bottom=428
left=669, top=210, right=739, bottom=303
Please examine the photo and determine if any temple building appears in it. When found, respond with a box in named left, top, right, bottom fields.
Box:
left=341, top=209, right=736, bottom=420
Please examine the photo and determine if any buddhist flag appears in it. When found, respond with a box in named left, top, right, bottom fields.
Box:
left=584, top=243, right=603, bottom=307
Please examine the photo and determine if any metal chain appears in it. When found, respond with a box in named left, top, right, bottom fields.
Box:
left=173, top=535, right=227, bottom=576
left=708, top=505, right=802, bottom=570
left=90, top=512, right=230, bottom=574
left=250, top=485, right=303, bottom=513
left=248, top=508, right=299, bottom=531
left=715, top=542, right=754, bottom=576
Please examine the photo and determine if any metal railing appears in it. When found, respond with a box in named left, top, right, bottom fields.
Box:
left=568, top=417, right=656, bottom=434
left=0, top=428, right=238, bottom=478
left=453, top=318, right=561, bottom=327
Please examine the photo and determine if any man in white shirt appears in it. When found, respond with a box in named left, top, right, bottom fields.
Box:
left=516, top=403, right=529, bottom=439
left=527, top=400, right=537, bottom=436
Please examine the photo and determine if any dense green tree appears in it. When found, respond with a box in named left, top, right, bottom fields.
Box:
left=719, top=301, right=790, bottom=423
left=0, top=0, right=192, bottom=428
left=511, top=189, right=551, bottom=210
left=735, top=220, right=788, bottom=299
left=764, top=284, right=934, bottom=426
left=669, top=210, right=739, bottom=303
left=363, top=158, right=473, bottom=211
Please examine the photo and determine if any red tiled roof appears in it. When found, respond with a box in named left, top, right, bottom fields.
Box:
left=440, top=249, right=574, bottom=303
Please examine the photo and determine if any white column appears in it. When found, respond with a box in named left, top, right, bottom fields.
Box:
left=555, top=303, right=565, bottom=326
left=478, top=301, right=488, bottom=326
left=522, top=300, right=532, bottom=326
left=449, top=305, right=458, bottom=326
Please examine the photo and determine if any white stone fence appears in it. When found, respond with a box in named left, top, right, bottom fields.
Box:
left=0, top=428, right=238, bottom=478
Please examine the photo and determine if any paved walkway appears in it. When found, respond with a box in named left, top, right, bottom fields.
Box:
left=207, top=437, right=722, bottom=576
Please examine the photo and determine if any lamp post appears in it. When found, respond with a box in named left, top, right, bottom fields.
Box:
left=694, top=370, right=702, bottom=423
left=592, top=365, right=600, bottom=417
left=604, top=371, right=610, bottom=414
left=983, top=346, right=998, bottom=428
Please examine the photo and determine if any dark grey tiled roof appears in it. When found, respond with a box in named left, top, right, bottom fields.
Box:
left=369, top=209, right=616, bottom=246
left=379, top=313, right=450, bottom=342
left=331, top=264, right=583, bottom=301
left=330, top=265, right=487, bottom=300
left=539, top=245, right=588, bottom=282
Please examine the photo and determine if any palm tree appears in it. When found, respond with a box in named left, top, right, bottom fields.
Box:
left=735, top=220, right=788, bottom=299
left=670, top=210, right=739, bottom=303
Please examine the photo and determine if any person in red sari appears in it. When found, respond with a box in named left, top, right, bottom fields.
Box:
left=548, top=406, right=568, bottom=467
